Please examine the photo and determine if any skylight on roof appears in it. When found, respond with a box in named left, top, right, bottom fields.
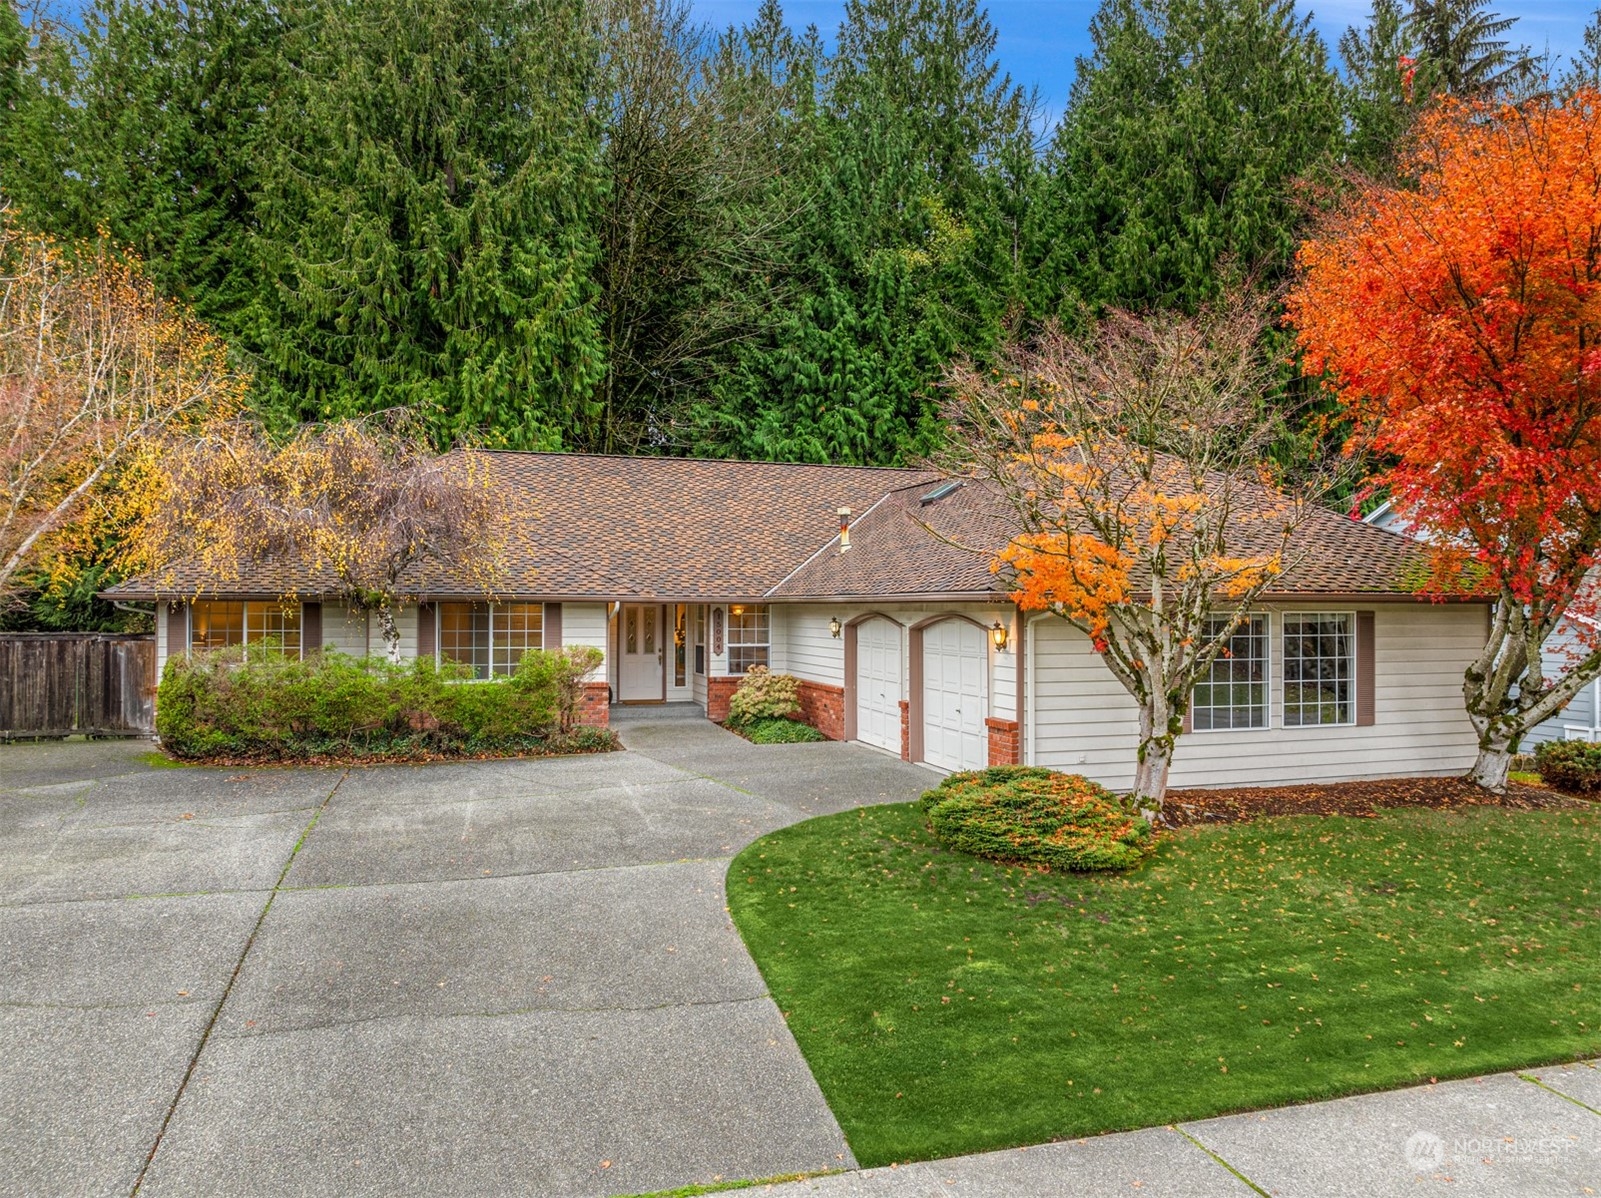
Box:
left=919, top=481, right=962, bottom=506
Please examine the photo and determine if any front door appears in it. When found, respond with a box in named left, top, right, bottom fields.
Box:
left=619, top=603, right=665, bottom=701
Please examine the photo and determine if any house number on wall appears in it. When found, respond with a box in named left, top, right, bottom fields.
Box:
left=712, top=607, right=724, bottom=656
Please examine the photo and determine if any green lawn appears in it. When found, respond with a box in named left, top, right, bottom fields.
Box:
left=728, top=801, right=1600, bottom=1167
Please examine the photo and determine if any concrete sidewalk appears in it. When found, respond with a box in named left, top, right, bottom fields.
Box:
left=745, top=1061, right=1601, bottom=1197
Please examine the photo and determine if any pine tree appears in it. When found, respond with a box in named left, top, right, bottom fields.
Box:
left=1037, top=0, right=1343, bottom=314
left=251, top=0, right=606, bottom=448
left=1407, top=0, right=1533, bottom=97
left=1339, top=0, right=1418, bottom=174
left=697, top=0, right=1034, bottom=465
left=0, top=3, right=88, bottom=234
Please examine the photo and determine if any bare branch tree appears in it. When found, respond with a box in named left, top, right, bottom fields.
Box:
left=939, top=290, right=1353, bottom=820
left=0, top=214, right=245, bottom=603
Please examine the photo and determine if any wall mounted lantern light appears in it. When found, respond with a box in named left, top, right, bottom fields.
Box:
left=991, top=620, right=1009, bottom=652
left=829, top=616, right=842, bottom=639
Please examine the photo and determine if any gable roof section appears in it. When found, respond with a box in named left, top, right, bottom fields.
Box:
left=774, top=475, right=1441, bottom=601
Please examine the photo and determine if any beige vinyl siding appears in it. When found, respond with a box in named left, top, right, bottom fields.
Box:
left=1026, top=603, right=1484, bottom=789
left=155, top=603, right=171, bottom=678
left=321, top=603, right=371, bottom=657
left=560, top=603, right=610, bottom=677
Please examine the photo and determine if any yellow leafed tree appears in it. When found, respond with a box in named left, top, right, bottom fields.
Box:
left=0, top=214, right=246, bottom=607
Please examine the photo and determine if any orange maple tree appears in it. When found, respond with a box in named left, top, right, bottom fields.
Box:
left=1290, top=90, right=1601, bottom=790
left=943, top=293, right=1345, bottom=819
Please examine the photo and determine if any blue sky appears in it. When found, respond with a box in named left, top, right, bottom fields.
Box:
left=694, top=0, right=1595, bottom=123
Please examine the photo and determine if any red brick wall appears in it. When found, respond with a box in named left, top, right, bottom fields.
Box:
left=986, top=717, right=1020, bottom=766
left=578, top=681, right=611, bottom=729
left=898, top=700, right=910, bottom=762
left=796, top=680, right=845, bottom=740
left=706, top=676, right=740, bottom=722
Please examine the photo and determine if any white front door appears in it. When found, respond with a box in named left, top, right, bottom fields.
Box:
left=619, top=603, right=664, bottom=701
left=855, top=617, right=903, bottom=752
left=923, top=619, right=987, bottom=771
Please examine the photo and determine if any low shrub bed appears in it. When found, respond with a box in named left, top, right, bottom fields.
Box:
left=722, top=665, right=825, bottom=744
left=156, top=645, right=615, bottom=762
left=737, top=716, right=827, bottom=744
left=921, top=765, right=1150, bottom=871
left=1534, top=740, right=1601, bottom=794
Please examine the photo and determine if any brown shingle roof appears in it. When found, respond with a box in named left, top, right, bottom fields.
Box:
left=104, top=451, right=1447, bottom=604
left=105, top=452, right=928, bottom=602
left=774, top=476, right=1441, bottom=601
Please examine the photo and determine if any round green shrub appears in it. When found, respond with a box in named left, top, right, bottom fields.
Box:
left=920, top=766, right=1151, bottom=871
left=739, top=716, right=826, bottom=744
left=1533, top=740, right=1601, bottom=794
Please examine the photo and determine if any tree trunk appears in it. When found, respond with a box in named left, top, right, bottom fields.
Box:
left=1132, top=737, right=1174, bottom=824
left=1468, top=740, right=1513, bottom=792
left=377, top=600, right=402, bottom=664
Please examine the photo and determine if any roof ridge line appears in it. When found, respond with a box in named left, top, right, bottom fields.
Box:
left=475, top=449, right=926, bottom=474
left=763, top=488, right=900, bottom=599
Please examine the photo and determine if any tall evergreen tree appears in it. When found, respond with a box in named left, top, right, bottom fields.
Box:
left=1339, top=0, right=1418, bottom=174
left=0, top=3, right=87, bottom=234
left=251, top=0, right=606, bottom=448
left=69, top=0, right=277, bottom=334
left=697, top=0, right=1034, bottom=464
left=1037, top=0, right=1343, bottom=315
left=1407, top=0, right=1533, bottom=97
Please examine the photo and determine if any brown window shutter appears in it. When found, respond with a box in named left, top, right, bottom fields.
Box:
left=1356, top=610, right=1376, bottom=727
left=301, top=602, right=322, bottom=656
left=168, top=603, right=188, bottom=657
left=417, top=603, right=436, bottom=660
left=543, top=603, right=563, bottom=651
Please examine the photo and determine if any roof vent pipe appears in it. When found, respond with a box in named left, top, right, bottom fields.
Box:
left=838, top=507, right=852, bottom=553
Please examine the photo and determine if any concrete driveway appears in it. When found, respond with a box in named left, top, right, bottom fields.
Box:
left=0, top=713, right=933, bottom=1198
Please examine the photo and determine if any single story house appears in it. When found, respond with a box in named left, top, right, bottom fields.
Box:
left=107, top=453, right=1493, bottom=788
left=1365, top=500, right=1601, bottom=745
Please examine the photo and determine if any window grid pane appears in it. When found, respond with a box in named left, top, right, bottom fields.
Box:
left=190, top=601, right=244, bottom=651
left=1282, top=613, right=1354, bottom=726
left=492, top=603, right=542, bottom=677
left=246, top=603, right=301, bottom=657
left=440, top=602, right=491, bottom=679
left=1192, top=615, right=1267, bottom=731
left=726, top=605, right=770, bottom=676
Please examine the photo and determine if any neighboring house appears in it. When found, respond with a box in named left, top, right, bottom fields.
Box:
left=1365, top=500, right=1601, bottom=745
left=106, top=453, right=1493, bottom=788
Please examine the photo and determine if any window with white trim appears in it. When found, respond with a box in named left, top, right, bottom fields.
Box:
left=190, top=601, right=301, bottom=657
left=726, top=604, right=769, bottom=674
left=1191, top=614, right=1268, bottom=731
left=1282, top=612, right=1355, bottom=726
left=694, top=604, right=706, bottom=675
left=438, top=602, right=542, bottom=679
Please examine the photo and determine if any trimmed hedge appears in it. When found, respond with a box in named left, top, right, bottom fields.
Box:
left=156, top=646, right=614, bottom=762
left=921, top=766, right=1151, bottom=872
left=1534, top=740, right=1601, bottom=794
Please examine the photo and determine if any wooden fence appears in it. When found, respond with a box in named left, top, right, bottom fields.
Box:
left=0, top=633, right=156, bottom=739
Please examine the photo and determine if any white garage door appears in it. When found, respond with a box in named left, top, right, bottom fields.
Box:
left=855, top=617, right=903, bottom=752
left=922, top=620, right=987, bottom=771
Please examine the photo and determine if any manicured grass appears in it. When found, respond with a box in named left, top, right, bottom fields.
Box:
left=728, top=801, right=1600, bottom=1167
